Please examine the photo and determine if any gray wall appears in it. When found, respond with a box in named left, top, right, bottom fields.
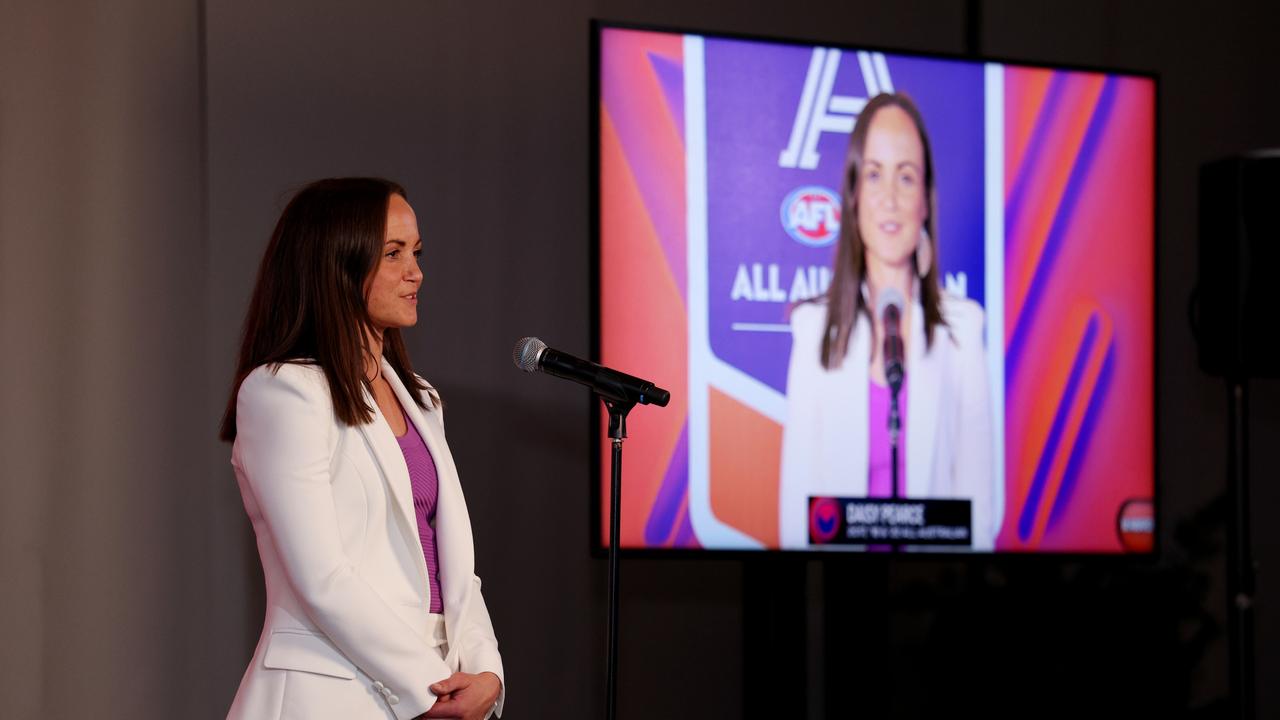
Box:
left=0, top=1, right=213, bottom=717
left=1, top=0, right=1277, bottom=717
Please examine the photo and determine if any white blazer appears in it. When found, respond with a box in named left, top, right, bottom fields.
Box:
left=778, top=290, right=1000, bottom=551
left=227, top=359, right=504, bottom=720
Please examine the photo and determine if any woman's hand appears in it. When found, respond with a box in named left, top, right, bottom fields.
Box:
left=422, top=671, right=501, bottom=720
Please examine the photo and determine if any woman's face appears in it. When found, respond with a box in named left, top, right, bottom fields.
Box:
left=855, top=105, right=928, bottom=271
left=366, top=193, right=423, bottom=331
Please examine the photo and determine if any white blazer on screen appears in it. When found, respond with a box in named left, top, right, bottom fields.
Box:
left=778, top=290, right=1000, bottom=551
left=227, top=359, right=504, bottom=720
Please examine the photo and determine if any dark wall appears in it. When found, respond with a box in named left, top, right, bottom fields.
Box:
left=984, top=2, right=1280, bottom=715
left=201, top=2, right=1280, bottom=716
left=203, top=2, right=966, bottom=718
left=2, top=0, right=1278, bottom=717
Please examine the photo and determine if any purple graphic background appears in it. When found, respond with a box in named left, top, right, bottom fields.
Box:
left=704, top=39, right=986, bottom=393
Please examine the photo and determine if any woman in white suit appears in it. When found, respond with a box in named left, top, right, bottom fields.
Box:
left=220, top=178, right=504, bottom=719
left=779, top=94, right=999, bottom=551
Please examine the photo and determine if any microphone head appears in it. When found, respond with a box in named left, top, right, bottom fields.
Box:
left=875, top=287, right=906, bottom=325
left=513, top=336, right=547, bottom=373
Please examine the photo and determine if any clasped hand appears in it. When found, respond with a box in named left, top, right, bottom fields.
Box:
left=419, top=671, right=501, bottom=720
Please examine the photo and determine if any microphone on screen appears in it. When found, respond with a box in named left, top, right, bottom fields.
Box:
left=512, top=337, right=671, bottom=407
left=877, top=287, right=906, bottom=397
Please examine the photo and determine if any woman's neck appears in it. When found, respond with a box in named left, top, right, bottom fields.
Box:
left=864, top=256, right=914, bottom=384
left=864, top=257, right=914, bottom=307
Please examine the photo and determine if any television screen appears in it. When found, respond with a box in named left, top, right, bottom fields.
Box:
left=595, top=24, right=1155, bottom=554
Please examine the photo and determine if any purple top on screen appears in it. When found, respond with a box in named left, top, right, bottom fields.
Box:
left=395, top=409, right=444, bottom=614
left=868, top=376, right=908, bottom=498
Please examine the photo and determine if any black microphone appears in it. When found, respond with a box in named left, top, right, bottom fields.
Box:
left=512, top=337, right=671, bottom=407
left=877, top=287, right=905, bottom=396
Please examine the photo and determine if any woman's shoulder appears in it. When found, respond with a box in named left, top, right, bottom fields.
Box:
left=239, top=361, right=331, bottom=403
left=411, top=372, right=443, bottom=412
left=788, top=299, right=828, bottom=337
left=412, top=372, right=436, bottom=392
left=939, top=292, right=986, bottom=346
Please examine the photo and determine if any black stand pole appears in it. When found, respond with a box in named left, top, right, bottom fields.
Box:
left=1227, top=378, right=1255, bottom=720
left=603, top=397, right=633, bottom=720
left=888, top=392, right=902, bottom=553
left=889, top=394, right=901, bottom=500
left=743, top=557, right=808, bottom=719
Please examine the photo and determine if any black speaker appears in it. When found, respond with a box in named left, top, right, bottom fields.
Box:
left=1197, top=152, right=1280, bottom=378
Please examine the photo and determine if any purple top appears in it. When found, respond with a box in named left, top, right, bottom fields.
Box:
left=394, top=409, right=444, bottom=614
left=867, top=376, right=908, bottom=498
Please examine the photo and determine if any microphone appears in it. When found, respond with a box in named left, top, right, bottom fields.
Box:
left=513, top=337, right=671, bottom=407
left=877, top=287, right=905, bottom=396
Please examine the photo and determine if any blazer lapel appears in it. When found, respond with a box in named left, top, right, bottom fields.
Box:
left=905, top=294, right=940, bottom=498
left=829, top=316, right=871, bottom=496
left=355, top=371, right=431, bottom=596
left=382, top=363, right=475, bottom=659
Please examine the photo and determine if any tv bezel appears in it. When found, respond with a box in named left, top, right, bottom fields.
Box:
left=588, top=19, right=1161, bottom=561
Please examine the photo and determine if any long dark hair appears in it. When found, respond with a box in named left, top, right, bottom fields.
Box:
left=820, top=92, right=946, bottom=369
left=219, top=177, right=434, bottom=442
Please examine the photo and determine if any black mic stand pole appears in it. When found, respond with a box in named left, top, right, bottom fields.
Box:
left=602, top=396, right=634, bottom=720
left=1226, top=377, right=1255, bottom=720
left=889, top=389, right=902, bottom=553
left=889, top=394, right=901, bottom=501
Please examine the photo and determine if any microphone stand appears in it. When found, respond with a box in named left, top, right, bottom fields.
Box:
left=882, top=300, right=905, bottom=507
left=889, top=392, right=901, bottom=501
left=888, top=383, right=902, bottom=554
left=602, top=396, right=634, bottom=720
left=885, top=306, right=903, bottom=551
left=1226, top=378, right=1255, bottom=720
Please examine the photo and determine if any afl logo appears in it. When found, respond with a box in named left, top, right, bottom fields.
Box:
left=1116, top=499, right=1154, bottom=553
left=781, top=186, right=841, bottom=247
left=809, top=497, right=841, bottom=544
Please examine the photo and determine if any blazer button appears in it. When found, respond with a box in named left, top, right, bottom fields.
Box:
left=388, top=694, right=400, bottom=705
left=374, top=681, right=385, bottom=691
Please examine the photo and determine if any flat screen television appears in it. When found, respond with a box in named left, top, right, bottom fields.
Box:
left=593, top=22, right=1156, bottom=554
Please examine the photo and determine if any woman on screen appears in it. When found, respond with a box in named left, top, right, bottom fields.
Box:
left=778, top=93, right=998, bottom=551
left=221, top=178, right=504, bottom=719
